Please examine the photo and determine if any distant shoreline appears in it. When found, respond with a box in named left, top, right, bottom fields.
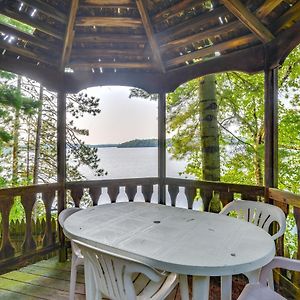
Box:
left=89, top=138, right=158, bottom=148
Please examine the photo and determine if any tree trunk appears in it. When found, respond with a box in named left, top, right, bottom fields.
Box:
left=33, top=85, right=43, bottom=184
left=12, top=76, right=21, bottom=186
left=199, top=75, right=221, bottom=211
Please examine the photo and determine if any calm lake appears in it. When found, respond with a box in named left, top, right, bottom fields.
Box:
left=79, top=147, right=192, bottom=180
left=78, top=147, right=199, bottom=208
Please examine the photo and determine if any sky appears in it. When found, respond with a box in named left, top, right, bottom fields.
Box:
left=73, top=86, right=158, bottom=144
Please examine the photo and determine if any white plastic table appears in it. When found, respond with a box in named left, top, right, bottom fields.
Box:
left=63, top=202, right=275, bottom=300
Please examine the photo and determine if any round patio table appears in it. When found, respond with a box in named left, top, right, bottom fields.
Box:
left=63, top=202, right=275, bottom=300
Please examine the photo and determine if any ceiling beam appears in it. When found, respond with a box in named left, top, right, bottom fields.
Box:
left=0, top=39, right=55, bottom=65
left=160, top=20, right=242, bottom=52
left=71, top=48, right=146, bottom=58
left=20, top=0, right=67, bottom=24
left=76, top=16, right=142, bottom=28
left=221, top=0, right=274, bottom=43
left=166, top=34, right=256, bottom=68
left=274, top=2, right=300, bottom=32
left=153, top=0, right=199, bottom=23
left=256, top=0, right=283, bottom=19
left=69, top=62, right=152, bottom=70
left=0, top=8, right=63, bottom=40
left=136, top=0, right=165, bottom=72
left=74, top=33, right=146, bottom=44
left=155, top=6, right=228, bottom=42
left=0, top=23, right=58, bottom=51
left=80, top=0, right=135, bottom=8
left=61, top=0, right=79, bottom=70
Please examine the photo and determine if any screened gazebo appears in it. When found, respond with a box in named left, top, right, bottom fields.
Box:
left=0, top=0, right=300, bottom=299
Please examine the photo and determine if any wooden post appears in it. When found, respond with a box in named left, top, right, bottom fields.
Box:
left=158, top=92, right=166, bottom=204
left=57, top=91, right=67, bottom=261
left=264, top=68, right=278, bottom=188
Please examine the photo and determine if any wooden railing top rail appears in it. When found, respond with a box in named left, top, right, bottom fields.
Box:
left=0, top=183, right=62, bottom=197
left=66, top=177, right=159, bottom=188
left=269, top=188, right=300, bottom=208
left=166, top=178, right=266, bottom=195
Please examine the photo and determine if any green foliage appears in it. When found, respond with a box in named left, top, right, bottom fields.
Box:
left=284, top=209, right=298, bottom=258
left=0, top=14, right=35, bottom=34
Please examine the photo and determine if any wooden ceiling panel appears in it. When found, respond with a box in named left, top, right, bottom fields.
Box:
left=256, top=0, right=283, bottom=19
left=0, top=7, right=64, bottom=40
left=20, top=0, right=68, bottom=24
left=221, top=0, right=274, bottom=42
left=76, top=16, right=142, bottom=28
left=166, top=34, right=257, bottom=68
left=0, top=0, right=298, bottom=90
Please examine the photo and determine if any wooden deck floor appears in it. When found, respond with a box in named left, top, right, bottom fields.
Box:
left=0, top=258, right=86, bottom=299
left=0, top=257, right=181, bottom=300
left=0, top=257, right=296, bottom=300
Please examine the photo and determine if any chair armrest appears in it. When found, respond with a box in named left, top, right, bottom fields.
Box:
left=260, top=256, right=300, bottom=285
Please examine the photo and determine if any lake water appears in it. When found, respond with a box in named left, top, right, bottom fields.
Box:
left=78, top=147, right=200, bottom=209
left=79, top=147, right=192, bottom=180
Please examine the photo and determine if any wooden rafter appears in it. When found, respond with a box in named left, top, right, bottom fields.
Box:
left=69, top=62, right=152, bottom=70
left=76, top=17, right=142, bottom=28
left=0, top=23, right=57, bottom=51
left=0, top=8, right=63, bottom=40
left=256, top=0, right=283, bottom=19
left=80, top=0, right=135, bottom=8
left=153, top=0, right=199, bottom=22
left=0, top=39, right=55, bottom=65
left=61, top=0, right=79, bottom=70
left=221, top=0, right=274, bottom=43
left=136, top=0, right=165, bottom=73
left=155, top=6, right=228, bottom=42
left=166, top=34, right=256, bottom=68
left=274, top=1, right=300, bottom=32
left=20, top=0, right=67, bottom=24
left=74, top=33, right=146, bottom=44
left=160, top=20, right=242, bottom=52
left=71, top=48, right=148, bottom=59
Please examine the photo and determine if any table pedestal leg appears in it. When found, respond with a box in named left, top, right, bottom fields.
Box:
left=192, top=276, right=210, bottom=300
left=246, top=269, right=261, bottom=283
left=221, top=275, right=232, bottom=300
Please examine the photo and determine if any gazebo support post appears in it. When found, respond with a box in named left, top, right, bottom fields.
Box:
left=264, top=68, right=278, bottom=189
left=57, top=91, right=67, bottom=262
left=158, top=92, right=166, bottom=204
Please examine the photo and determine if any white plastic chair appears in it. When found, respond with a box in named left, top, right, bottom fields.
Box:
left=220, top=200, right=286, bottom=240
left=238, top=256, right=300, bottom=300
left=58, top=207, right=84, bottom=300
left=219, top=200, right=286, bottom=297
left=74, top=240, right=178, bottom=300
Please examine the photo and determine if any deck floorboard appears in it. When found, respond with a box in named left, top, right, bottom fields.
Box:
left=0, top=257, right=248, bottom=299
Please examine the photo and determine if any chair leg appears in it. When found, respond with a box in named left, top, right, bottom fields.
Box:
left=84, top=260, right=101, bottom=300
left=69, top=254, right=78, bottom=300
left=268, top=271, right=274, bottom=290
left=221, top=275, right=232, bottom=300
left=179, top=275, right=189, bottom=300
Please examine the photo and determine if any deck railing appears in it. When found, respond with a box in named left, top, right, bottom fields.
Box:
left=0, top=183, right=61, bottom=272
left=0, top=177, right=299, bottom=289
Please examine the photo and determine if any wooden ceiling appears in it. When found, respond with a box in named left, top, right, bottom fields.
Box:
left=0, top=0, right=299, bottom=93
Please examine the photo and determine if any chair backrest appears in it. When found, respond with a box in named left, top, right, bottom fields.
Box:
left=59, top=208, right=83, bottom=258
left=220, top=200, right=286, bottom=240
left=58, top=207, right=83, bottom=227
left=74, top=240, right=165, bottom=300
